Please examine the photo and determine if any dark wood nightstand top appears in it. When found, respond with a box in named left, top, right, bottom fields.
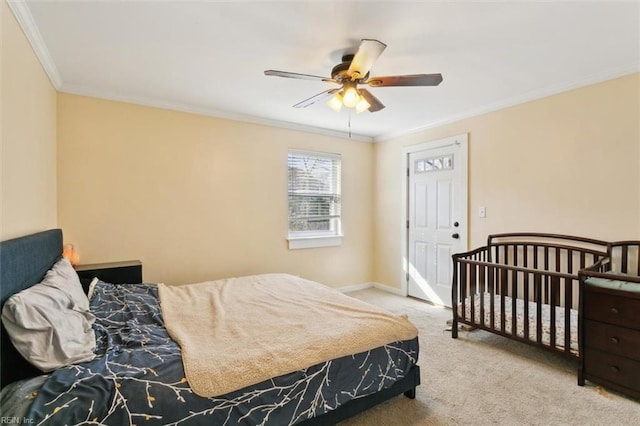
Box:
left=75, top=260, right=143, bottom=290
left=75, top=260, right=142, bottom=271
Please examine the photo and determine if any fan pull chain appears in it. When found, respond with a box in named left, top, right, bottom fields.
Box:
left=348, top=110, right=352, bottom=138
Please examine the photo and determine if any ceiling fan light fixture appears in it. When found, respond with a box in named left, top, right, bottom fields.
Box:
left=355, top=96, right=370, bottom=114
left=327, top=92, right=343, bottom=112
left=342, top=85, right=360, bottom=108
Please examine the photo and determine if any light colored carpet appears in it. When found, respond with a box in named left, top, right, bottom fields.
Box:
left=339, top=288, right=639, bottom=426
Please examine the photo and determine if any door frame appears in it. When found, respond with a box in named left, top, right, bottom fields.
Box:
left=400, top=133, right=469, bottom=297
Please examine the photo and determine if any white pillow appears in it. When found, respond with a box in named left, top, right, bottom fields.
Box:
left=41, top=257, right=90, bottom=312
left=87, top=277, right=100, bottom=301
left=1, top=279, right=96, bottom=372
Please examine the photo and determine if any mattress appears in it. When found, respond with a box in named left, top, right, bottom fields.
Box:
left=458, top=293, right=578, bottom=353
left=2, top=281, right=418, bottom=425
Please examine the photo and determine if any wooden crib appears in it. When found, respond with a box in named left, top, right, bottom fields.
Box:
left=451, top=233, right=609, bottom=357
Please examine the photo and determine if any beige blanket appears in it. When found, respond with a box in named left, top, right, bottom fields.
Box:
left=158, top=273, right=418, bottom=397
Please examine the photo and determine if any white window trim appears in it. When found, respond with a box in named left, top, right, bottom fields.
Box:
left=287, top=149, right=342, bottom=250
left=287, top=234, right=343, bottom=250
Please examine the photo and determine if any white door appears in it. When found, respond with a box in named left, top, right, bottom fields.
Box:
left=407, top=138, right=467, bottom=307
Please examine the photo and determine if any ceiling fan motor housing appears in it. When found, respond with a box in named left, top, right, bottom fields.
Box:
left=331, top=54, right=368, bottom=82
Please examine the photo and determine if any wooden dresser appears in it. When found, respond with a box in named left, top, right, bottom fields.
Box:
left=579, top=278, right=640, bottom=400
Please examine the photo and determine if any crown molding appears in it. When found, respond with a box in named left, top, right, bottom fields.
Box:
left=374, top=65, right=640, bottom=143
left=7, top=0, right=62, bottom=89
left=9, top=0, right=636, bottom=144
left=59, top=83, right=374, bottom=143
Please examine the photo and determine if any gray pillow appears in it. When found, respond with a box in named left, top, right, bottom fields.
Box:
left=1, top=278, right=96, bottom=372
left=41, top=257, right=90, bottom=312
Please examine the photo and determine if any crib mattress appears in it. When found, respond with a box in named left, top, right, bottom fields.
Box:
left=458, top=293, right=578, bottom=353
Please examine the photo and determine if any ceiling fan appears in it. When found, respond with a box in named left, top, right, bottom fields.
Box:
left=264, top=39, right=443, bottom=113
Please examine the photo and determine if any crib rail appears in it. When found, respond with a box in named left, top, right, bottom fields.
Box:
left=579, top=241, right=640, bottom=283
left=452, top=233, right=608, bottom=358
left=488, top=233, right=608, bottom=275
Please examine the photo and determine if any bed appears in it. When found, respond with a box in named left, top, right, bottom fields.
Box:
left=0, top=229, right=421, bottom=425
left=451, top=233, right=609, bottom=357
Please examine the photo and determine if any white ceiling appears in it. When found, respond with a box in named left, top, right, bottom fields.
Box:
left=11, top=0, right=640, bottom=141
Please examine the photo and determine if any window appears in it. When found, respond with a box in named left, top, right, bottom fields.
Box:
left=414, top=154, right=453, bottom=173
left=287, top=150, right=342, bottom=249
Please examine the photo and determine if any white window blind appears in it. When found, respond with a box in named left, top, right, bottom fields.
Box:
left=288, top=150, right=341, bottom=240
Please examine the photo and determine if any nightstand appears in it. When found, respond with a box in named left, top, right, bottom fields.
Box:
left=75, top=260, right=143, bottom=292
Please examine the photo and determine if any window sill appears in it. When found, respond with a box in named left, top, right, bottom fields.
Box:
left=287, top=235, right=343, bottom=250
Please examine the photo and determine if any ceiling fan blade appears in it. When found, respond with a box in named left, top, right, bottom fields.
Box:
left=347, top=39, right=387, bottom=80
left=359, top=88, right=385, bottom=112
left=293, top=88, right=339, bottom=108
left=367, top=74, right=443, bottom=87
left=264, top=70, right=333, bottom=82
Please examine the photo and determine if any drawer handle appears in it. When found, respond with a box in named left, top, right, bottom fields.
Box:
left=610, top=307, right=619, bottom=315
left=610, top=366, right=619, bottom=374
left=610, top=337, right=619, bottom=344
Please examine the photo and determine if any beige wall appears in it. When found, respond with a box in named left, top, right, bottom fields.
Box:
left=1, top=1, right=57, bottom=240
left=373, top=73, right=640, bottom=289
left=5, top=0, right=638, bottom=290
left=57, top=94, right=374, bottom=287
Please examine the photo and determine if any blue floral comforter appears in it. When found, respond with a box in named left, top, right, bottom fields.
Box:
left=20, top=281, right=418, bottom=425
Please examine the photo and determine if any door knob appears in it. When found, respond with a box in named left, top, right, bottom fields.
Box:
left=452, top=233, right=460, bottom=239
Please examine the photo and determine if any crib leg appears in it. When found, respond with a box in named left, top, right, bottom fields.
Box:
left=578, top=370, right=585, bottom=386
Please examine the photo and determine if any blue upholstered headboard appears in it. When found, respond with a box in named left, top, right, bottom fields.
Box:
left=0, top=229, right=63, bottom=388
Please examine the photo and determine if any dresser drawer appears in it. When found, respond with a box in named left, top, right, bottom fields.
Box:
left=584, top=291, right=640, bottom=328
left=584, top=320, right=640, bottom=361
left=583, top=348, right=640, bottom=391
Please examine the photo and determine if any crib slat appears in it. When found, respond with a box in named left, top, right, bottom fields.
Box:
left=621, top=245, right=628, bottom=273
left=511, top=244, right=518, bottom=332
left=500, top=268, right=507, bottom=333
left=511, top=266, right=518, bottom=337
left=522, top=245, right=530, bottom=341
left=549, top=276, right=558, bottom=349
left=460, top=262, right=467, bottom=321
left=552, top=248, right=562, bottom=306
left=564, top=276, right=572, bottom=354
left=535, top=273, right=543, bottom=345
left=479, top=264, right=486, bottom=327
left=489, top=265, right=495, bottom=330
left=567, top=248, right=574, bottom=276
left=543, top=247, right=550, bottom=305
left=470, top=263, right=476, bottom=324
left=544, top=246, right=550, bottom=272
left=524, top=270, right=530, bottom=342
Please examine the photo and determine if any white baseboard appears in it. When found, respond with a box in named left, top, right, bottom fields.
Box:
left=373, top=283, right=406, bottom=296
left=337, top=283, right=373, bottom=293
left=338, top=282, right=406, bottom=296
